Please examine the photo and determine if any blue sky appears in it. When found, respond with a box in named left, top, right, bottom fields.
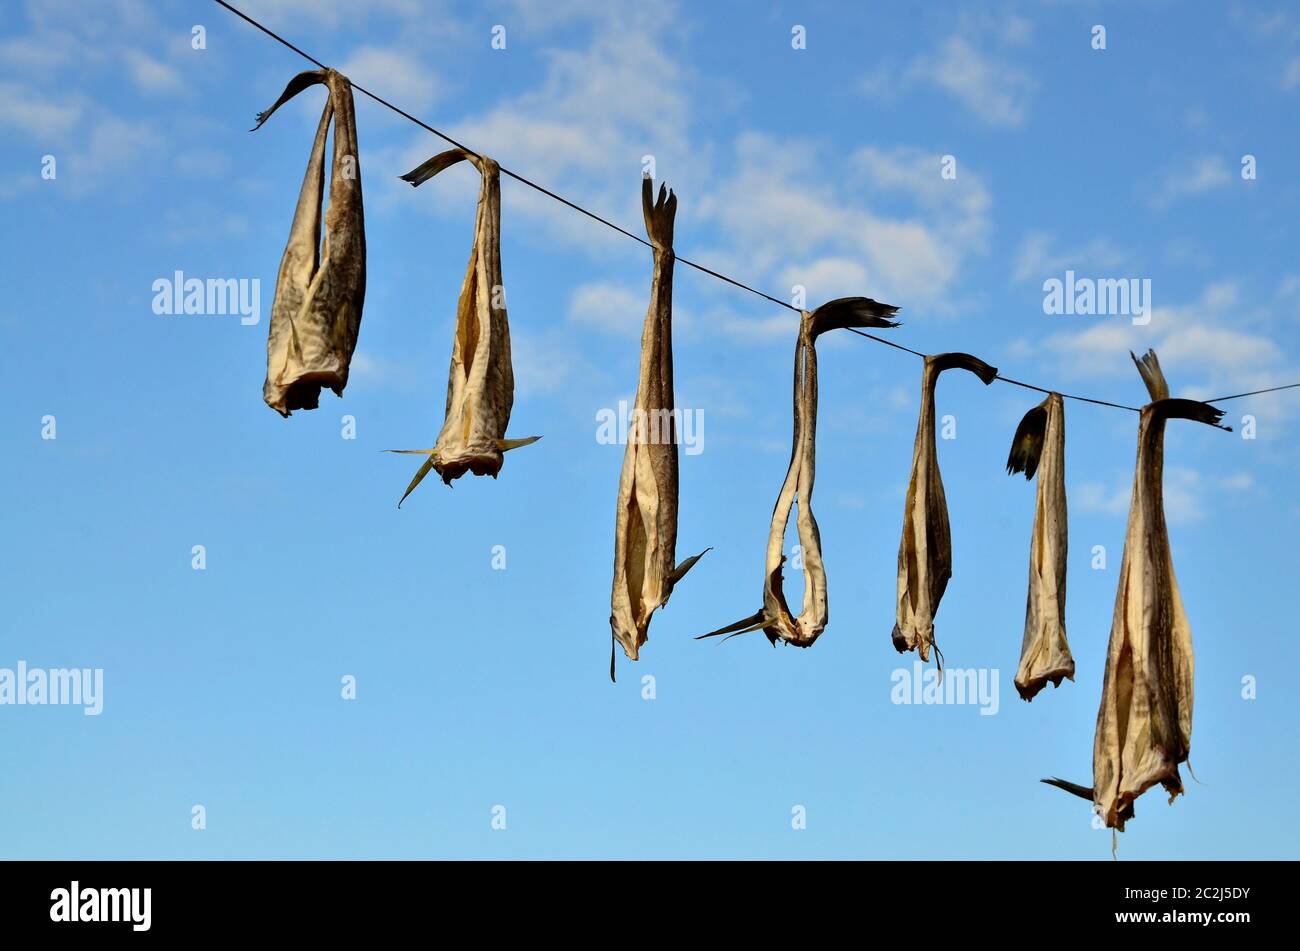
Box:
left=2, top=0, right=1298, bottom=859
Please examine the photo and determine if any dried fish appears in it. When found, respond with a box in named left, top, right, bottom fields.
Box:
left=1043, top=349, right=1227, bottom=830
left=388, top=149, right=539, bottom=503
left=892, top=353, right=998, bottom=662
left=255, top=69, right=366, bottom=418
left=698, top=298, right=900, bottom=648
left=609, top=178, right=708, bottom=669
left=1006, top=392, right=1074, bottom=700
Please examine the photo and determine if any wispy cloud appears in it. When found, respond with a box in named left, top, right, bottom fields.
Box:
left=1077, top=465, right=1256, bottom=525
left=1284, top=57, right=1300, bottom=89
left=337, top=46, right=441, bottom=115
left=64, top=116, right=164, bottom=196
left=693, top=137, right=991, bottom=318
left=1021, top=282, right=1298, bottom=428
left=394, top=3, right=694, bottom=249
left=239, top=0, right=431, bottom=29
left=0, top=81, right=82, bottom=138
left=1146, top=155, right=1232, bottom=208
left=568, top=281, right=647, bottom=336
left=1012, top=232, right=1129, bottom=285
left=861, top=22, right=1036, bottom=127
left=124, top=50, right=183, bottom=96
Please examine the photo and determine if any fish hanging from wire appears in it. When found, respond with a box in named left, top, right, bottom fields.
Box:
left=892, top=352, right=999, bottom=664
left=1043, top=350, right=1228, bottom=831
left=609, top=177, right=709, bottom=678
left=1006, top=392, right=1075, bottom=700
left=254, top=68, right=367, bottom=417
left=697, top=298, right=900, bottom=649
left=387, top=148, right=539, bottom=504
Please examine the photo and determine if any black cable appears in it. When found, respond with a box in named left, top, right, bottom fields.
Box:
left=1206, top=382, right=1300, bottom=403
left=994, top=374, right=1141, bottom=412
left=212, top=0, right=1298, bottom=415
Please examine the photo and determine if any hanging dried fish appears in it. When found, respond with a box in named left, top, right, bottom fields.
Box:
left=892, top=353, right=998, bottom=663
left=255, top=69, right=366, bottom=417
left=698, top=298, right=900, bottom=648
left=609, top=178, right=709, bottom=672
left=1006, top=392, right=1074, bottom=700
left=387, top=148, right=539, bottom=504
left=1043, top=350, right=1227, bottom=830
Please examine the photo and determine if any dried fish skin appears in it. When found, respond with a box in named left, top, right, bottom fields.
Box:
left=698, top=298, right=900, bottom=649
left=1094, top=403, right=1188, bottom=828
left=1044, top=350, right=1226, bottom=830
left=609, top=178, right=707, bottom=663
left=1093, top=351, right=1225, bottom=828
left=1008, top=393, right=1074, bottom=700
left=392, top=149, right=539, bottom=499
left=761, top=308, right=827, bottom=647
left=256, top=69, right=366, bottom=417
left=892, top=352, right=998, bottom=662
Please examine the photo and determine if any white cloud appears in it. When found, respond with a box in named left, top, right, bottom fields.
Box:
left=693, top=137, right=991, bottom=317
left=396, top=7, right=695, bottom=251
left=1074, top=479, right=1130, bottom=518
left=1076, top=467, right=1199, bottom=524
left=162, top=210, right=249, bottom=245
left=1218, top=472, right=1254, bottom=491
left=337, top=46, right=439, bottom=115
left=124, top=50, right=183, bottom=96
left=348, top=351, right=425, bottom=393
left=717, top=307, right=800, bottom=342
left=1012, top=231, right=1128, bottom=285
left=1022, top=282, right=1298, bottom=428
left=915, top=36, right=1035, bottom=127
left=1039, top=282, right=1280, bottom=375
left=382, top=4, right=988, bottom=334
left=0, top=33, right=81, bottom=72
left=174, top=148, right=232, bottom=180
left=777, top=258, right=871, bottom=304
left=64, top=116, right=164, bottom=195
left=1147, top=156, right=1231, bottom=208
left=0, top=81, right=82, bottom=138
left=510, top=327, right=602, bottom=397
left=1163, top=467, right=1207, bottom=524
left=568, top=281, right=646, bottom=336
left=240, top=0, right=428, bottom=28
left=862, top=32, right=1035, bottom=127
left=1284, top=57, right=1300, bottom=89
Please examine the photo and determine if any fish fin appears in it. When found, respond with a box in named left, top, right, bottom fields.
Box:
left=400, top=149, right=471, bottom=186
left=497, top=435, right=542, bottom=452
left=1006, top=404, right=1049, bottom=478
left=1130, top=349, right=1169, bottom=401
left=1040, top=777, right=1095, bottom=801
left=669, top=547, right=711, bottom=585
left=252, top=69, right=327, bottom=131
left=397, top=455, right=440, bottom=508
left=930, top=351, right=999, bottom=385
left=641, top=175, right=677, bottom=249
left=384, top=449, right=438, bottom=455
left=808, top=296, right=901, bottom=336
left=1154, top=398, right=1230, bottom=431
left=696, top=610, right=770, bottom=641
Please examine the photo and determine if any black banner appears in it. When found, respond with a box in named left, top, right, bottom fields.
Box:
left=0, top=860, right=1278, bottom=937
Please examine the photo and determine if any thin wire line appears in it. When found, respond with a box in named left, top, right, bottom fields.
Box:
left=993, top=374, right=1141, bottom=412
left=1206, top=382, right=1300, bottom=403
left=212, top=0, right=1297, bottom=414
left=844, top=328, right=1141, bottom=410
left=844, top=327, right=926, bottom=357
